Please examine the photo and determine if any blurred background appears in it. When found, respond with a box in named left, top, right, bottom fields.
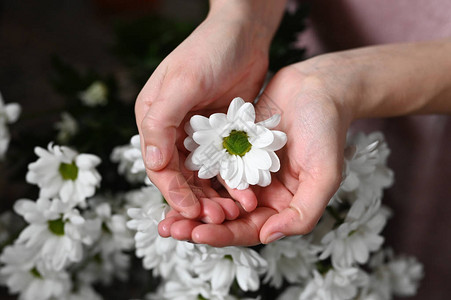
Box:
left=0, top=0, right=450, bottom=299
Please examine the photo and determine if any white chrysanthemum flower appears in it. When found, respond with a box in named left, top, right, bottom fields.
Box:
left=184, top=97, right=287, bottom=190
left=55, top=112, right=78, bottom=144
left=0, top=91, right=21, bottom=160
left=261, top=235, right=321, bottom=288
left=320, top=197, right=387, bottom=268
left=111, top=135, right=150, bottom=185
left=78, top=81, right=108, bottom=107
left=192, top=246, right=267, bottom=293
left=13, top=198, right=100, bottom=271
left=127, top=199, right=196, bottom=277
left=387, top=255, right=423, bottom=297
left=341, top=132, right=393, bottom=199
left=124, top=186, right=163, bottom=211
left=0, top=244, right=71, bottom=300
left=300, top=268, right=368, bottom=300
left=26, top=143, right=101, bottom=206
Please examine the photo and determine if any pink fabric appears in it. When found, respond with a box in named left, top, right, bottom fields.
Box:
left=295, top=1, right=451, bottom=299
left=298, top=0, right=451, bottom=56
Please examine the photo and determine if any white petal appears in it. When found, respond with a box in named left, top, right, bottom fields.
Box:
left=209, top=113, right=228, bottom=128
left=193, top=130, right=220, bottom=145
left=243, top=155, right=259, bottom=185
left=226, top=156, right=244, bottom=189
left=190, top=115, right=211, bottom=131
left=249, top=126, right=274, bottom=148
left=265, top=130, right=287, bottom=151
left=184, top=120, right=194, bottom=136
left=198, top=163, right=219, bottom=179
left=268, top=151, right=281, bottom=172
left=236, top=102, right=255, bottom=123
left=227, top=97, right=245, bottom=122
left=236, top=181, right=249, bottom=190
left=183, top=136, right=198, bottom=151
left=245, top=148, right=271, bottom=170
left=76, top=154, right=101, bottom=168
left=220, top=156, right=236, bottom=180
left=257, top=114, right=280, bottom=129
left=258, top=170, right=271, bottom=187
left=185, top=152, right=200, bottom=171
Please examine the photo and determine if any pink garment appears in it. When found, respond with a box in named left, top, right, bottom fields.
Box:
left=298, top=0, right=451, bottom=56
left=296, top=1, right=451, bottom=299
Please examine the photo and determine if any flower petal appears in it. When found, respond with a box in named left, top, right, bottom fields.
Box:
left=245, top=148, right=271, bottom=170
left=226, top=156, right=244, bottom=189
left=258, top=170, right=271, bottom=187
left=183, top=136, right=198, bottom=151
left=227, top=97, right=245, bottom=122
left=265, top=130, right=287, bottom=151
left=220, top=156, right=236, bottom=180
left=198, top=163, right=219, bottom=179
left=190, top=115, right=211, bottom=131
left=236, top=102, right=255, bottom=123
left=268, top=151, right=281, bottom=172
left=209, top=113, right=228, bottom=128
left=249, top=126, right=274, bottom=148
left=193, top=130, right=220, bottom=145
left=243, top=155, right=259, bottom=185
left=257, top=114, right=280, bottom=129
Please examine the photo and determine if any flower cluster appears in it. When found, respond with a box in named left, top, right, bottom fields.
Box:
left=0, top=96, right=423, bottom=300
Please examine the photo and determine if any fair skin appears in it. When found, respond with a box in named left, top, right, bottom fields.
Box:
left=136, top=1, right=451, bottom=246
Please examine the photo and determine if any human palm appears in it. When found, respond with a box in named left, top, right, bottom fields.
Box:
left=159, top=65, right=351, bottom=246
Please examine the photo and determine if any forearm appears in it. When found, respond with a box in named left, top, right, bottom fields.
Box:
left=344, top=38, right=451, bottom=118
left=208, top=0, right=287, bottom=48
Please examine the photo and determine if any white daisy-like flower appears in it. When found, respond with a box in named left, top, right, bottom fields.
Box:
left=184, top=97, right=287, bottom=190
left=261, top=235, right=321, bottom=288
left=320, top=197, right=387, bottom=268
left=0, top=244, right=71, bottom=300
left=78, top=81, right=108, bottom=107
left=192, top=246, right=267, bottom=293
left=55, top=112, right=78, bottom=144
left=13, top=198, right=99, bottom=271
left=0, top=91, right=21, bottom=160
left=111, top=134, right=150, bottom=185
left=300, top=267, right=368, bottom=300
left=26, top=143, right=101, bottom=206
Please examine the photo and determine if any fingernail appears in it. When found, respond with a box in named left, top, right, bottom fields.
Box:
left=265, top=232, right=285, bottom=244
left=145, top=145, right=162, bottom=169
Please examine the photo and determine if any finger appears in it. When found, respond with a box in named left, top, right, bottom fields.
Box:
left=136, top=68, right=199, bottom=171
left=210, top=197, right=240, bottom=220
left=191, top=207, right=276, bottom=247
left=158, top=213, right=183, bottom=237
left=198, top=198, right=225, bottom=224
left=148, top=148, right=201, bottom=219
left=216, top=176, right=258, bottom=212
left=170, top=219, right=203, bottom=241
left=259, top=171, right=341, bottom=244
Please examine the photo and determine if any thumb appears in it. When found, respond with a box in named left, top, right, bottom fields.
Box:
left=136, top=78, right=197, bottom=171
left=260, top=171, right=341, bottom=244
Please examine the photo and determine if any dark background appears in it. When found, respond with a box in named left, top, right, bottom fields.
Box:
left=0, top=0, right=450, bottom=299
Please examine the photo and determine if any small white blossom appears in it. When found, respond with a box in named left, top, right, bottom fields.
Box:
left=79, top=81, right=108, bottom=107
left=300, top=268, right=368, bottom=300
left=320, top=197, right=387, bottom=268
left=111, top=135, right=149, bottom=185
left=0, top=244, right=71, bottom=300
left=0, top=91, right=21, bottom=159
left=55, top=112, right=78, bottom=144
left=26, top=143, right=101, bottom=206
left=261, top=235, right=321, bottom=288
left=192, top=246, right=267, bottom=293
left=184, top=97, right=287, bottom=190
left=13, top=198, right=100, bottom=271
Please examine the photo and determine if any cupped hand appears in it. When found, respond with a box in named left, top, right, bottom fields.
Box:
left=135, top=9, right=275, bottom=220
left=159, top=56, right=354, bottom=246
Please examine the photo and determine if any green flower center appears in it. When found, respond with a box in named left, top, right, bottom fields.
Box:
left=30, top=267, right=42, bottom=279
left=59, top=161, right=78, bottom=181
left=48, top=218, right=65, bottom=236
left=222, top=130, right=252, bottom=157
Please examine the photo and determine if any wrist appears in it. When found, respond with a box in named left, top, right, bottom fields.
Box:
left=208, top=0, right=287, bottom=49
